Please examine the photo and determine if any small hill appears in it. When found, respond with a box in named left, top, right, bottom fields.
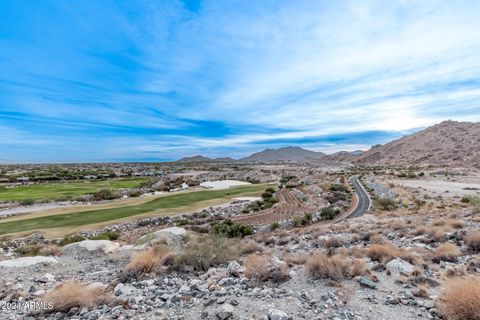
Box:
left=175, top=155, right=212, bottom=163
left=240, top=147, right=325, bottom=162
left=324, top=150, right=364, bottom=162
left=175, top=156, right=236, bottom=163
left=357, top=120, right=480, bottom=167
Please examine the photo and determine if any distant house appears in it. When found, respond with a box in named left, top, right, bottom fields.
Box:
left=17, top=177, right=30, bottom=183
left=0, top=178, right=9, bottom=183
left=84, top=175, right=97, bottom=180
left=132, top=172, right=143, bottom=177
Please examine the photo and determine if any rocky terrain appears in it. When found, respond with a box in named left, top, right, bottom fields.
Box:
left=0, top=180, right=479, bottom=320
left=356, top=121, right=480, bottom=168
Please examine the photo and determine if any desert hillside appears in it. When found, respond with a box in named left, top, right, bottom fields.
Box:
left=357, top=121, right=480, bottom=167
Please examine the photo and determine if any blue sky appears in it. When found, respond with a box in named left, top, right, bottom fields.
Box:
left=1, top=1, right=480, bottom=163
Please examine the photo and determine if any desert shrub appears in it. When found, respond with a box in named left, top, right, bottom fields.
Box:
left=433, top=243, right=461, bottom=263
left=41, top=280, right=116, bottom=314
left=90, top=230, right=120, bottom=241
left=212, top=220, right=253, bottom=238
left=15, top=245, right=40, bottom=256
left=270, top=221, right=280, bottom=231
left=465, top=230, right=480, bottom=253
left=92, top=189, right=120, bottom=201
left=20, top=198, right=35, bottom=206
left=305, top=252, right=365, bottom=281
left=129, top=191, right=141, bottom=197
left=330, top=184, right=348, bottom=192
left=265, top=187, right=276, bottom=193
left=320, top=206, right=340, bottom=220
left=121, top=245, right=173, bottom=280
left=240, top=240, right=264, bottom=255
left=175, top=234, right=238, bottom=271
left=376, top=198, right=397, bottom=211
left=366, top=243, right=399, bottom=264
left=38, top=244, right=61, bottom=256
left=325, top=236, right=344, bottom=255
left=437, top=277, right=480, bottom=320
left=244, top=253, right=289, bottom=283
left=261, top=191, right=273, bottom=199
left=291, top=214, right=311, bottom=227
left=59, top=235, right=86, bottom=246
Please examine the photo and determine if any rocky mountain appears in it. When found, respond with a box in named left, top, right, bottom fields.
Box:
left=240, top=147, right=326, bottom=162
left=357, top=120, right=480, bottom=167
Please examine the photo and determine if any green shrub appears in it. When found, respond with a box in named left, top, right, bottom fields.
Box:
left=377, top=198, right=397, bottom=211
left=92, top=189, right=120, bottom=201
left=89, top=230, right=120, bottom=241
left=175, top=234, right=238, bottom=271
left=129, top=191, right=141, bottom=197
left=212, top=220, right=253, bottom=238
left=320, top=206, right=339, bottom=220
left=20, top=198, right=35, bottom=206
left=15, top=245, right=40, bottom=256
left=265, top=187, right=276, bottom=193
left=59, top=235, right=86, bottom=246
left=261, top=192, right=273, bottom=199
left=330, top=184, right=348, bottom=192
left=270, top=222, right=280, bottom=231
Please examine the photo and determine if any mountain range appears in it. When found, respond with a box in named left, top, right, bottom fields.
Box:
left=176, top=120, right=480, bottom=167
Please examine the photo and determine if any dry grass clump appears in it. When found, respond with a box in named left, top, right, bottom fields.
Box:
left=366, top=243, right=399, bottom=264
left=368, top=234, right=385, bottom=244
left=412, top=284, right=430, bottom=298
left=432, top=243, right=461, bottom=263
left=426, top=226, right=448, bottom=243
left=305, top=252, right=368, bottom=281
left=122, top=245, right=174, bottom=280
left=446, top=219, right=465, bottom=229
left=283, top=253, right=307, bottom=266
left=240, top=240, right=264, bottom=255
left=464, top=230, right=480, bottom=253
left=437, top=277, right=480, bottom=320
left=325, top=236, right=344, bottom=255
left=39, top=244, right=62, bottom=256
left=175, top=234, right=238, bottom=271
left=244, top=253, right=289, bottom=283
left=41, top=280, right=115, bottom=314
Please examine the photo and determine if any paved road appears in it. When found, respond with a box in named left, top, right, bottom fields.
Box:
left=334, top=176, right=371, bottom=223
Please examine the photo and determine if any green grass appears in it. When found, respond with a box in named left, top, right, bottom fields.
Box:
left=0, top=178, right=148, bottom=201
left=0, top=184, right=268, bottom=235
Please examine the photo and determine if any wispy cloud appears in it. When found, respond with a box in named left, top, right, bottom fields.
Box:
left=1, top=0, right=480, bottom=162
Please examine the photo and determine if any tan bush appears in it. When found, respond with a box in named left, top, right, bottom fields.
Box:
left=368, top=234, right=385, bottom=244
left=38, top=244, right=62, bottom=256
left=366, top=243, right=399, bottom=264
left=175, top=234, right=238, bottom=271
left=239, top=240, right=264, bottom=255
left=433, top=243, right=461, bottom=263
left=305, top=252, right=367, bottom=281
left=41, top=280, right=115, bottom=313
left=437, top=277, right=480, bottom=320
left=446, top=219, right=465, bottom=229
left=244, top=253, right=289, bottom=283
left=465, top=230, right=480, bottom=252
left=122, top=245, right=173, bottom=280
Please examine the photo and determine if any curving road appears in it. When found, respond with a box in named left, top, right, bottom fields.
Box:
left=334, top=176, right=371, bottom=223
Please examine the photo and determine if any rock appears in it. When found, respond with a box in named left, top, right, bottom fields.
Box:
left=386, top=258, right=414, bottom=275
left=226, top=261, right=242, bottom=277
left=62, top=240, right=120, bottom=255
left=87, top=282, right=108, bottom=290
left=0, top=256, right=57, bottom=268
left=136, top=227, right=188, bottom=246
left=358, top=277, right=377, bottom=289
left=39, top=273, right=55, bottom=283
left=268, top=308, right=290, bottom=320
left=114, top=283, right=136, bottom=297
left=216, top=303, right=235, bottom=320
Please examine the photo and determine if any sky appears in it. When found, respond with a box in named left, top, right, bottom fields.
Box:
left=1, top=0, right=480, bottom=163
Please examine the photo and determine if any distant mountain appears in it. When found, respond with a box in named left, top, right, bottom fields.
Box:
left=356, top=120, right=480, bottom=167
left=324, top=150, right=364, bottom=162
left=240, top=147, right=325, bottom=162
left=175, top=155, right=212, bottom=163
left=175, top=155, right=236, bottom=163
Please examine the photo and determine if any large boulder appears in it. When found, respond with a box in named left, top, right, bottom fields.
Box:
left=136, top=227, right=187, bottom=246
left=0, top=256, right=57, bottom=268
left=268, top=309, right=290, bottom=320
left=62, top=240, right=120, bottom=255
left=386, top=258, right=414, bottom=275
